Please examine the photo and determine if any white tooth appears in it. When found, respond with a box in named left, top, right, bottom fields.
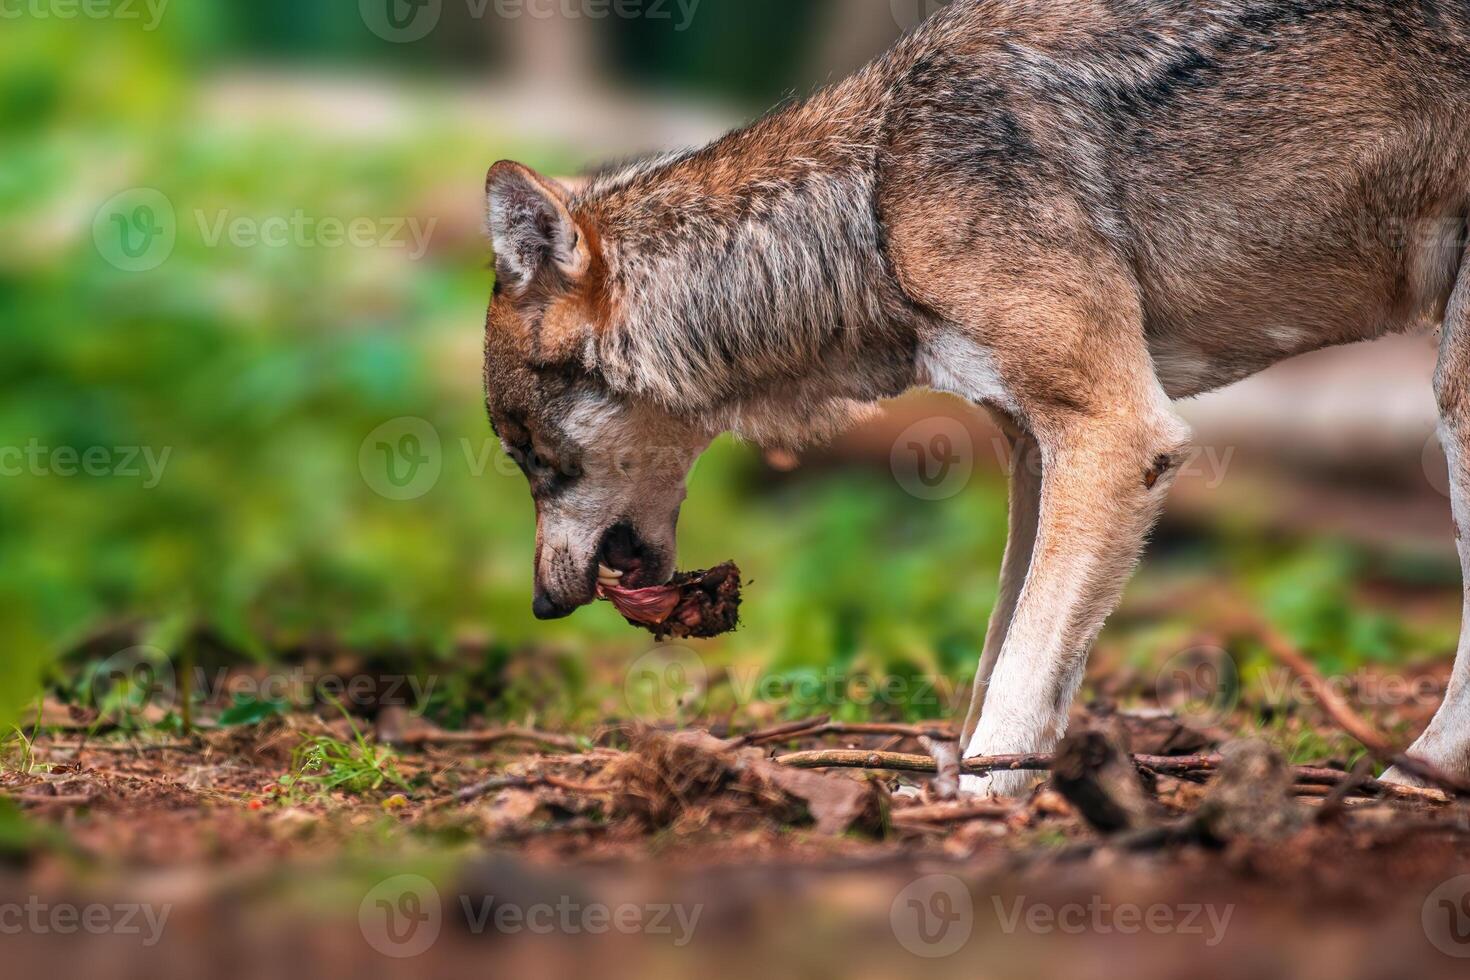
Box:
left=598, top=564, right=623, bottom=579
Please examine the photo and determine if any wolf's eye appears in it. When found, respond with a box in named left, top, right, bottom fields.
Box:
left=529, top=449, right=560, bottom=476
left=502, top=441, right=533, bottom=474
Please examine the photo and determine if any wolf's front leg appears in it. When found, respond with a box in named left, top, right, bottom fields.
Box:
left=960, top=429, right=1042, bottom=746
left=961, top=407, right=1191, bottom=797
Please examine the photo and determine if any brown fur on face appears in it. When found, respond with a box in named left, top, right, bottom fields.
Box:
left=484, top=283, right=709, bottom=617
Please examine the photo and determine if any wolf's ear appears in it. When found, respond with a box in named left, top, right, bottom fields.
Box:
left=485, top=161, right=590, bottom=292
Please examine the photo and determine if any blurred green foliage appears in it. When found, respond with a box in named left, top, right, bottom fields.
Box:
left=2, top=9, right=1457, bottom=744
left=0, top=12, right=1014, bottom=727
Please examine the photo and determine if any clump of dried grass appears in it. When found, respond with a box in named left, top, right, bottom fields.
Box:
left=604, top=728, right=881, bottom=836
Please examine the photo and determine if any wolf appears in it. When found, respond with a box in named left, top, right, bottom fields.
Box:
left=482, top=0, right=1470, bottom=795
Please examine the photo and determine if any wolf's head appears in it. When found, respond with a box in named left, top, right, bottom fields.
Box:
left=482, top=161, right=712, bottom=620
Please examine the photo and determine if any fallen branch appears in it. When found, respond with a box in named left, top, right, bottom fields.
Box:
left=778, top=749, right=1000, bottom=773
left=1313, top=757, right=1376, bottom=823
left=1243, top=612, right=1396, bottom=755
left=740, top=720, right=956, bottom=747
left=774, top=749, right=1450, bottom=804
left=776, top=749, right=1220, bottom=778
left=1288, top=763, right=1447, bottom=802
left=1239, top=606, right=1470, bottom=796
left=727, top=715, right=832, bottom=747
left=891, top=800, right=1014, bottom=828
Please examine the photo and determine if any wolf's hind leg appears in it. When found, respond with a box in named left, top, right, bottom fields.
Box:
left=1386, top=253, right=1470, bottom=785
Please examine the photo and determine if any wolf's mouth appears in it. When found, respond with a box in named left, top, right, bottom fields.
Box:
left=595, top=522, right=657, bottom=590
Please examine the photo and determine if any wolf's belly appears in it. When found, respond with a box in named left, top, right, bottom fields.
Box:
left=1146, top=298, right=1441, bottom=401
left=1140, top=213, right=1462, bottom=399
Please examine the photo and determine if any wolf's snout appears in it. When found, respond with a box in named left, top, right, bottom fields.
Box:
left=532, top=589, right=576, bottom=621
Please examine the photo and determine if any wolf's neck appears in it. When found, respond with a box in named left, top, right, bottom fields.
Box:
left=581, top=85, right=918, bottom=439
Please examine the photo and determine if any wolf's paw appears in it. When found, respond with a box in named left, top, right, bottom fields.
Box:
left=1381, top=732, right=1470, bottom=789
left=959, top=767, right=1040, bottom=799
left=1381, top=755, right=1470, bottom=788
left=1380, top=764, right=1430, bottom=788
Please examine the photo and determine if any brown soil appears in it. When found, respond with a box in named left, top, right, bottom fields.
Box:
left=5, top=677, right=1470, bottom=978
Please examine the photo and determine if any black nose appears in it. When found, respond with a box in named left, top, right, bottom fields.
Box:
left=532, top=592, right=574, bottom=621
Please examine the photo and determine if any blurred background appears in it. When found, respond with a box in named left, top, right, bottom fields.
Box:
left=3, top=0, right=1458, bottom=731
left=2, top=2, right=1467, bottom=975
left=1, top=0, right=1020, bottom=731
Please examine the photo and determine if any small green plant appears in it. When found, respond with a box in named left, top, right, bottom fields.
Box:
left=277, top=698, right=408, bottom=799
left=218, top=693, right=288, bottom=727
left=1245, top=712, right=1367, bottom=769
left=0, top=727, right=37, bottom=776
left=0, top=704, right=46, bottom=776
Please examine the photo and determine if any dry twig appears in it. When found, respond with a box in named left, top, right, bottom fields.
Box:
left=739, top=720, right=956, bottom=747
left=890, top=800, right=1014, bottom=828
left=1236, top=604, right=1470, bottom=796
left=775, top=748, right=1451, bottom=804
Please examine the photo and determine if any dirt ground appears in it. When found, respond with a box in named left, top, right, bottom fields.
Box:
left=4, top=668, right=1470, bottom=980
